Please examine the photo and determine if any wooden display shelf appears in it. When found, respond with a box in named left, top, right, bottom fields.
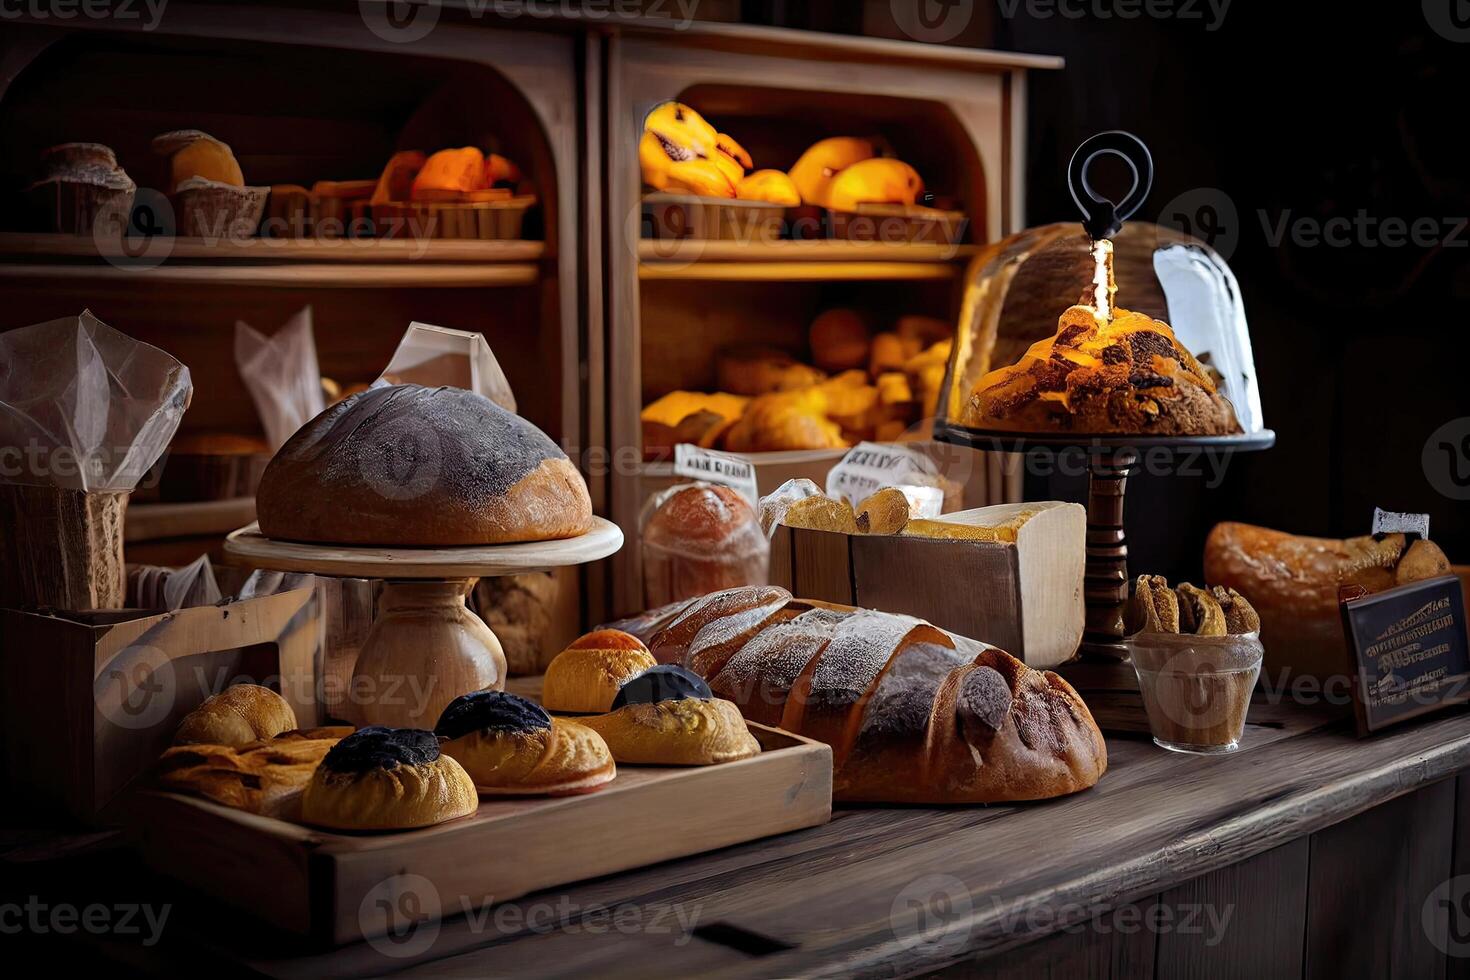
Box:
left=0, top=232, right=547, bottom=264
left=0, top=261, right=539, bottom=289
left=638, top=259, right=962, bottom=282
left=124, top=497, right=257, bottom=543
left=638, top=240, right=980, bottom=264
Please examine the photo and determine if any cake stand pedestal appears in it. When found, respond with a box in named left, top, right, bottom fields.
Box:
left=933, top=425, right=1275, bottom=659
left=224, top=518, right=623, bottom=728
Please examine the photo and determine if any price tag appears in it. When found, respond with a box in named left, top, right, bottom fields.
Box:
left=1372, top=507, right=1430, bottom=540
left=826, top=442, right=945, bottom=517
left=1339, top=575, right=1470, bottom=736
left=673, top=444, right=759, bottom=507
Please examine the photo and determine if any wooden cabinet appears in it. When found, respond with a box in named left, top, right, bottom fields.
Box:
left=597, top=22, right=1060, bottom=615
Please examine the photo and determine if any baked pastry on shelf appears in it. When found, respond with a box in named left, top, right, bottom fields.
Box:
left=156, top=726, right=352, bottom=819
left=578, top=665, right=761, bottom=766
left=436, top=691, right=616, bottom=796
left=300, top=726, right=478, bottom=831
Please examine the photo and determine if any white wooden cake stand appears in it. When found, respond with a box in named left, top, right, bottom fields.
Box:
left=224, top=518, right=623, bottom=729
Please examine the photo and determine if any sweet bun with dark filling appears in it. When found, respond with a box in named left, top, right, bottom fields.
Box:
left=435, top=691, right=615, bottom=796
left=541, top=630, right=658, bottom=714
left=300, top=726, right=477, bottom=831
left=579, top=665, right=761, bottom=766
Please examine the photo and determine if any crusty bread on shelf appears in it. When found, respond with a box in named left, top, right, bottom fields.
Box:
left=647, top=586, right=1106, bottom=803
left=1204, top=522, right=1452, bottom=677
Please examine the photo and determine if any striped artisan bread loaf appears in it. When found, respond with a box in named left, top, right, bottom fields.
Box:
left=645, top=587, right=1107, bottom=803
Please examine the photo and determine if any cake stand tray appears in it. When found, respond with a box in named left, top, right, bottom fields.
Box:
left=223, top=517, right=623, bottom=578
left=222, top=518, right=624, bottom=729
left=933, top=424, right=1276, bottom=658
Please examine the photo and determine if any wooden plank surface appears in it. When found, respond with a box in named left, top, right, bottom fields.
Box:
left=120, top=710, right=1470, bottom=979
left=1154, top=840, right=1309, bottom=980
left=1303, top=778, right=1456, bottom=980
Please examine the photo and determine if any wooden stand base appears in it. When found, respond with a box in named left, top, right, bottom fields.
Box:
left=345, top=579, right=506, bottom=729
left=1080, top=450, right=1138, bottom=659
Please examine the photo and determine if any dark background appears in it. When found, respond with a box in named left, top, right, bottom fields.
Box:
left=743, top=0, right=1470, bottom=579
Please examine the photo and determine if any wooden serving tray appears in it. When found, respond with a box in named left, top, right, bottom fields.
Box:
left=128, top=722, right=831, bottom=945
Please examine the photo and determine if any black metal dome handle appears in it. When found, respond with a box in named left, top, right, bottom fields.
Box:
left=1068, top=131, right=1154, bottom=241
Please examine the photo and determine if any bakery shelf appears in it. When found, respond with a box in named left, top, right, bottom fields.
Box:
left=0, top=262, right=539, bottom=289
left=0, top=233, right=547, bottom=265
left=637, top=240, right=979, bottom=264
left=124, top=498, right=257, bottom=543
left=638, top=260, right=961, bottom=282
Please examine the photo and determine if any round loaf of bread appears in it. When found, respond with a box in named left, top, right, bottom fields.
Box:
left=256, top=384, right=592, bottom=546
left=174, top=684, right=296, bottom=747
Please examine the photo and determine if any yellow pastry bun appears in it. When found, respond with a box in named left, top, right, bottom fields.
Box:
left=174, top=684, right=296, bottom=747
left=301, top=726, right=477, bottom=831
left=542, top=629, right=658, bottom=714
left=435, top=691, right=615, bottom=796
left=580, top=666, right=760, bottom=766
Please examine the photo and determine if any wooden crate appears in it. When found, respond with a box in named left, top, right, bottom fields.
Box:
left=0, top=583, right=319, bottom=823
left=128, top=722, right=831, bottom=945
left=769, top=501, right=1086, bottom=667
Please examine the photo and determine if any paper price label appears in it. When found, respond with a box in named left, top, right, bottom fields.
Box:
left=826, top=442, right=941, bottom=510
left=673, top=444, right=760, bottom=506
left=1372, top=507, right=1430, bottom=540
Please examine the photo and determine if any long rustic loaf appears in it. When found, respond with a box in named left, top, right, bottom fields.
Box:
left=650, top=586, right=1106, bottom=803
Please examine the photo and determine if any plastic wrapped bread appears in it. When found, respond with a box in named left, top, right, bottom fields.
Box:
left=649, top=586, right=1107, bottom=803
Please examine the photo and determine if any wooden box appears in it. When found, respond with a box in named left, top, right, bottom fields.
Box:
left=769, top=500, right=1086, bottom=667
left=0, top=583, right=320, bottom=823
left=128, top=722, right=831, bottom=945
left=641, top=192, right=785, bottom=242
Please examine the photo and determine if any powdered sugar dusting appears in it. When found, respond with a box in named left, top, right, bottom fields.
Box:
left=712, top=609, right=848, bottom=693
left=684, top=599, right=787, bottom=666
left=808, top=611, right=932, bottom=701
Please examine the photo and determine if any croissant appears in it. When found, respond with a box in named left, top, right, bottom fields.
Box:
left=646, top=587, right=1107, bottom=803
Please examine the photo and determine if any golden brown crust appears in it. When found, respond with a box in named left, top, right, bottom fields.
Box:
left=174, top=685, right=297, bottom=747
left=579, top=698, right=759, bottom=765
left=156, top=728, right=348, bottom=818
left=1204, top=522, right=1419, bottom=673
left=256, top=385, right=593, bottom=547
left=542, top=633, right=658, bottom=714
left=441, top=719, right=615, bottom=796
left=685, top=602, right=1107, bottom=803
left=648, top=586, right=792, bottom=665
left=300, top=755, right=477, bottom=831
left=964, top=306, right=1239, bottom=435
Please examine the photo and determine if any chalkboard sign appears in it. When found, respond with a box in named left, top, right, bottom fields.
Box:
left=1339, top=575, right=1470, bottom=735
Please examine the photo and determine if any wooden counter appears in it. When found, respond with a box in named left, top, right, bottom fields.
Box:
left=11, top=705, right=1470, bottom=978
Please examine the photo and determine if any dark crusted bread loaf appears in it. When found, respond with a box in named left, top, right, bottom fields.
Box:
left=657, top=587, right=1107, bottom=803
left=256, top=384, right=592, bottom=546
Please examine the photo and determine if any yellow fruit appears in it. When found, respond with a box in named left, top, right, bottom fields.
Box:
left=639, top=131, right=734, bottom=197
left=710, top=149, right=745, bottom=189
left=788, top=137, right=875, bottom=208
left=736, top=169, right=800, bottom=206
left=826, top=158, right=923, bottom=212
left=716, top=133, right=753, bottom=170
left=643, top=101, right=719, bottom=151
